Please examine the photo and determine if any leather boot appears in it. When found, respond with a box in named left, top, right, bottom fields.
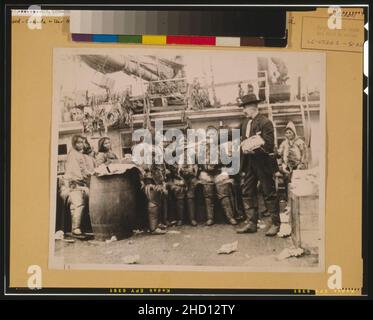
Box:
left=264, top=198, right=281, bottom=236
left=233, top=180, right=245, bottom=220
left=204, top=197, right=215, bottom=226
left=71, top=205, right=84, bottom=235
left=236, top=221, right=257, bottom=233
left=216, top=182, right=237, bottom=225
left=265, top=224, right=280, bottom=236
left=236, top=205, right=258, bottom=233
left=175, top=198, right=185, bottom=226
left=187, top=198, right=197, bottom=226
left=220, top=197, right=237, bottom=225
left=148, top=205, right=160, bottom=232
left=202, top=183, right=215, bottom=226
left=265, top=211, right=281, bottom=236
left=241, top=197, right=259, bottom=223
left=161, top=194, right=169, bottom=227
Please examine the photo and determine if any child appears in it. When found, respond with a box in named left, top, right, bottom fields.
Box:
left=276, top=121, right=308, bottom=203
left=278, top=121, right=308, bottom=174
left=95, top=137, right=118, bottom=166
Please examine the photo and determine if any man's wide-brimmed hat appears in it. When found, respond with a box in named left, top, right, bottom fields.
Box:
left=239, top=94, right=261, bottom=107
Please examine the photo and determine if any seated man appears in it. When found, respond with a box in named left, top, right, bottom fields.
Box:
left=178, top=156, right=199, bottom=227
left=136, top=138, right=167, bottom=235
left=198, top=126, right=238, bottom=226
left=60, top=134, right=95, bottom=237
left=163, top=131, right=199, bottom=227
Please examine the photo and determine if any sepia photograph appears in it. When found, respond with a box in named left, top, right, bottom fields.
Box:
left=49, top=48, right=325, bottom=272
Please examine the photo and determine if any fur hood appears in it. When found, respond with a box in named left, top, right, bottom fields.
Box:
left=285, top=121, right=297, bottom=137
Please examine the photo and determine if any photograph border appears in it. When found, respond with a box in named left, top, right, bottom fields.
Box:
left=48, top=47, right=326, bottom=273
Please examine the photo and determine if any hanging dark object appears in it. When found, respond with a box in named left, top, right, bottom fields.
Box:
left=79, top=55, right=183, bottom=81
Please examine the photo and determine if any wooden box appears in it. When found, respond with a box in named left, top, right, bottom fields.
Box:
left=289, top=190, right=320, bottom=250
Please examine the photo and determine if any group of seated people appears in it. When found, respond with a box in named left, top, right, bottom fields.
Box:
left=58, top=121, right=308, bottom=239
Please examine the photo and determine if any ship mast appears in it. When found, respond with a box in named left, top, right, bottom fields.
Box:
left=209, top=57, right=218, bottom=106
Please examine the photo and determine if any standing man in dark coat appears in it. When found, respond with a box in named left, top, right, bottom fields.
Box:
left=236, top=94, right=280, bottom=236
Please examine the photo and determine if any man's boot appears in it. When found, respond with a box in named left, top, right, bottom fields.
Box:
left=265, top=213, right=281, bottom=236
left=69, top=188, right=87, bottom=238
left=146, top=186, right=165, bottom=234
left=187, top=198, right=197, bottom=226
left=202, top=183, right=215, bottom=226
left=204, top=197, right=215, bottom=226
left=220, top=197, right=238, bottom=225
left=265, top=223, right=280, bottom=236
left=216, top=182, right=237, bottom=225
left=175, top=198, right=185, bottom=226
left=235, top=209, right=258, bottom=233
left=71, top=204, right=85, bottom=237
left=264, top=198, right=281, bottom=236
left=159, top=194, right=168, bottom=229
left=236, top=197, right=258, bottom=233
left=173, top=184, right=186, bottom=226
left=148, top=205, right=165, bottom=234
left=232, top=178, right=245, bottom=220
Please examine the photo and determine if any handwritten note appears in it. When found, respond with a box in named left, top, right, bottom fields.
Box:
left=301, top=16, right=364, bottom=53
left=12, top=17, right=69, bottom=24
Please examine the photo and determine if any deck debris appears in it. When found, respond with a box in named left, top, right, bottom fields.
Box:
left=105, top=235, right=118, bottom=244
left=167, top=230, right=181, bottom=234
left=122, top=254, right=140, bottom=264
left=217, top=241, right=238, bottom=254
left=276, top=247, right=304, bottom=260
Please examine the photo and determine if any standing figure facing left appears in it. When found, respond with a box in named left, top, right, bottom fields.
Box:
left=61, top=134, right=95, bottom=237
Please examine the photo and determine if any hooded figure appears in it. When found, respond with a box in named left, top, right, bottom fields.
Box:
left=61, top=134, right=94, bottom=237
left=278, top=121, right=308, bottom=172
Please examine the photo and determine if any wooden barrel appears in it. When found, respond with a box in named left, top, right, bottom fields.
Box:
left=89, top=169, right=140, bottom=240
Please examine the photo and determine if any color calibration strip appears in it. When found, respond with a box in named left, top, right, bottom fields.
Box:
left=70, top=10, right=288, bottom=47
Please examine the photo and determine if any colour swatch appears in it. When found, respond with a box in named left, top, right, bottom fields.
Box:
left=71, top=33, right=288, bottom=48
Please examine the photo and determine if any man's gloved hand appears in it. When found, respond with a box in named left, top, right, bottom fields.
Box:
left=241, top=134, right=265, bottom=154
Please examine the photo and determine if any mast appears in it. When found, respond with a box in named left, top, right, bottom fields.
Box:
left=209, top=57, right=218, bottom=106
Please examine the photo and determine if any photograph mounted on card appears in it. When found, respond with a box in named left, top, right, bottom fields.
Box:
left=50, top=47, right=325, bottom=272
